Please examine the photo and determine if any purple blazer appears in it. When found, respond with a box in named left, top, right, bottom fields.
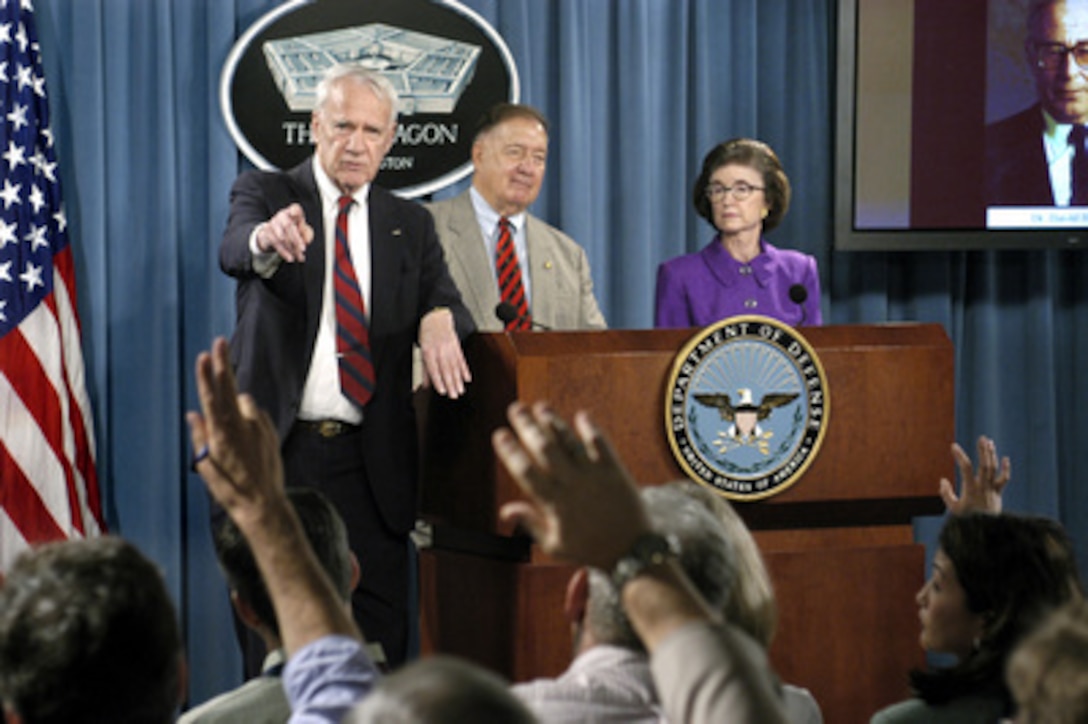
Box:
left=654, top=238, right=822, bottom=328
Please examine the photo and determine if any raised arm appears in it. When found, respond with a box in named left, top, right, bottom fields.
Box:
left=186, top=338, right=357, bottom=654
left=939, top=435, right=1010, bottom=515
left=492, top=401, right=787, bottom=723
left=219, top=172, right=314, bottom=276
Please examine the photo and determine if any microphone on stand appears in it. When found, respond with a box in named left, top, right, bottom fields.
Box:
left=788, top=284, right=808, bottom=326
left=495, top=302, right=552, bottom=331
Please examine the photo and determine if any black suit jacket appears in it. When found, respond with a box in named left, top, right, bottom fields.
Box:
left=219, top=159, right=474, bottom=534
left=985, top=104, right=1055, bottom=206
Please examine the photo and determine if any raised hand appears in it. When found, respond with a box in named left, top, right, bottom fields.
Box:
left=492, top=401, right=650, bottom=570
left=186, top=337, right=287, bottom=527
left=939, top=435, right=1010, bottom=515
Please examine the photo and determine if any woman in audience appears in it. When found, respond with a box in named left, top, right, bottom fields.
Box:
left=870, top=512, right=1079, bottom=723
left=654, top=138, right=822, bottom=328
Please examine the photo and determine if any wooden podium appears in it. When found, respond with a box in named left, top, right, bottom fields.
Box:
left=418, top=324, right=951, bottom=724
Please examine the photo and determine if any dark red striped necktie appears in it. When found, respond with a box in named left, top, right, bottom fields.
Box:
left=334, top=195, right=375, bottom=407
left=495, top=216, right=531, bottom=331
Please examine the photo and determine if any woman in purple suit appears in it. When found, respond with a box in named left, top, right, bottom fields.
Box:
left=654, top=138, right=822, bottom=328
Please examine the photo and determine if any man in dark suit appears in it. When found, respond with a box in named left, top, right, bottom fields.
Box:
left=219, top=64, right=474, bottom=670
left=986, top=0, right=1088, bottom=206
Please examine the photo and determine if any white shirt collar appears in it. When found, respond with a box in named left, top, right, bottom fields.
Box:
left=312, top=157, right=369, bottom=211
left=1042, top=109, right=1079, bottom=164
left=469, top=185, right=527, bottom=234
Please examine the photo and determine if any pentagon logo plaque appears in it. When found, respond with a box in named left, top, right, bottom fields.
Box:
left=221, top=0, right=518, bottom=198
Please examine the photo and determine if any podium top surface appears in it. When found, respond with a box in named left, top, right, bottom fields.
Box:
left=480, top=322, right=950, bottom=357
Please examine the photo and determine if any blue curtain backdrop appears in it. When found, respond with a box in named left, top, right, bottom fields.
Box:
left=30, top=0, right=1087, bottom=705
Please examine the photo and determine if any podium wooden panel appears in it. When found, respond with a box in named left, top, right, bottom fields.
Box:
left=418, top=324, right=951, bottom=723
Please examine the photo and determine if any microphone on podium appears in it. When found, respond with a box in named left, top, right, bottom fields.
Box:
left=495, top=302, right=552, bottom=331
left=788, top=284, right=808, bottom=326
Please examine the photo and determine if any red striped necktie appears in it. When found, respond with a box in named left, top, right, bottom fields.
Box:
left=334, top=195, right=375, bottom=407
left=496, top=216, right=531, bottom=331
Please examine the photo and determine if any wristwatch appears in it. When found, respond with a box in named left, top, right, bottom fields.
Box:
left=610, top=532, right=679, bottom=590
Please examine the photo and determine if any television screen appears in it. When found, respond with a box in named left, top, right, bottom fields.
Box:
left=835, top=0, right=1088, bottom=250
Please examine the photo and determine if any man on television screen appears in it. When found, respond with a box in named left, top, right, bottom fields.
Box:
left=986, top=0, right=1088, bottom=206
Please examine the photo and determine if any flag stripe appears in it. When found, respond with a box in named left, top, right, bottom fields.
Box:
left=0, top=1, right=103, bottom=570
left=50, top=253, right=103, bottom=527
left=0, top=441, right=67, bottom=545
left=16, top=280, right=98, bottom=536
left=0, top=366, right=78, bottom=536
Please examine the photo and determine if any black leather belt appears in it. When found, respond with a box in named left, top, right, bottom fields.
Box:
left=295, top=420, right=361, bottom=438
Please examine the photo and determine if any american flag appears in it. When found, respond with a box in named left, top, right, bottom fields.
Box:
left=0, top=0, right=104, bottom=572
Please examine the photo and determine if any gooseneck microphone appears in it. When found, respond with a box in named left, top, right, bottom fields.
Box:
left=495, top=302, right=552, bottom=331
left=788, top=284, right=808, bottom=326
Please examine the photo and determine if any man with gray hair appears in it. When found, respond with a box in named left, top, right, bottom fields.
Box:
left=511, top=482, right=736, bottom=722
left=347, top=655, right=538, bottom=724
left=181, top=488, right=365, bottom=723
left=219, top=63, right=474, bottom=671
left=495, top=401, right=787, bottom=723
left=426, top=103, right=606, bottom=332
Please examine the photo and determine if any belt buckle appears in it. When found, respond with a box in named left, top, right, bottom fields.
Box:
left=316, top=420, right=345, bottom=438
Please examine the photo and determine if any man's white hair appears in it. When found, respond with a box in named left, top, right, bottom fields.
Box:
left=314, top=64, right=400, bottom=129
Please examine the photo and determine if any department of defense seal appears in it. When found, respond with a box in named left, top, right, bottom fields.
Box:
left=664, top=315, right=829, bottom=501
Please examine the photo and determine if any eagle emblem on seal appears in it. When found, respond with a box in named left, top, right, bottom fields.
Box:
left=695, top=387, right=799, bottom=454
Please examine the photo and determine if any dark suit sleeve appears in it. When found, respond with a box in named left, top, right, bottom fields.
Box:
left=360, top=191, right=474, bottom=534
left=985, top=105, right=1054, bottom=206
left=218, top=166, right=320, bottom=440
left=220, top=171, right=274, bottom=278
left=220, top=169, right=313, bottom=279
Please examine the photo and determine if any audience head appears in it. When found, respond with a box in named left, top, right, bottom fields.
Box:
left=1020, top=514, right=1085, bottom=602
left=1007, top=598, right=1088, bottom=723
left=0, top=536, right=184, bottom=724
left=1025, top=0, right=1088, bottom=125
left=910, top=513, right=1078, bottom=706
left=692, top=137, right=791, bottom=233
left=471, top=102, right=550, bottom=217
left=214, top=487, right=356, bottom=641
left=344, top=654, right=536, bottom=723
left=582, top=482, right=735, bottom=651
left=311, top=64, right=399, bottom=194
left=674, top=480, right=778, bottom=647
